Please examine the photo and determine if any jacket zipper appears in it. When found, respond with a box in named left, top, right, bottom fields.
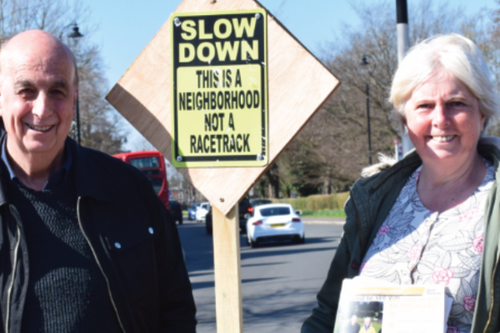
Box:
left=76, top=197, right=127, bottom=333
left=5, top=206, right=21, bottom=333
left=484, top=255, right=500, bottom=333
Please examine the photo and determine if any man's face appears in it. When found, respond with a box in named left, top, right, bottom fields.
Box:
left=0, top=37, right=77, bottom=161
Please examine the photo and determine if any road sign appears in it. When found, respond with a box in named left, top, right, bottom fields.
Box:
left=171, top=10, right=268, bottom=168
left=106, top=1, right=340, bottom=332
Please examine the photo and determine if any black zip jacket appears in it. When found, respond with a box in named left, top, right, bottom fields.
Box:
left=0, top=137, right=197, bottom=332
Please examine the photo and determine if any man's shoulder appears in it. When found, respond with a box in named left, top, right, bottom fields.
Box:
left=69, top=140, right=151, bottom=193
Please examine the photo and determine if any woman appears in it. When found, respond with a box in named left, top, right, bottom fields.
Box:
left=302, top=34, right=500, bottom=333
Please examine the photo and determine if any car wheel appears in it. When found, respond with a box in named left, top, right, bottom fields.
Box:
left=293, top=235, right=305, bottom=244
left=178, top=217, right=183, bottom=225
left=206, top=224, right=212, bottom=235
left=248, top=236, right=258, bottom=248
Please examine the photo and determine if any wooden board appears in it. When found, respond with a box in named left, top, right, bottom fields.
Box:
left=106, top=0, right=340, bottom=215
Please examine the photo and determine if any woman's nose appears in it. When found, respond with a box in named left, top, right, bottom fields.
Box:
left=432, top=103, right=450, bottom=127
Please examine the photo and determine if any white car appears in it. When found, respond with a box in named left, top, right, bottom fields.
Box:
left=246, top=203, right=304, bottom=247
left=196, top=202, right=211, bottom=222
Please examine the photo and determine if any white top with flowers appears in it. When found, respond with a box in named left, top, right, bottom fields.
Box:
left=359, top=160, right=495, bottom=333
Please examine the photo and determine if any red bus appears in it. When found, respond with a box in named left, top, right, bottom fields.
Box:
left=113, top=151, right=169, bottom=209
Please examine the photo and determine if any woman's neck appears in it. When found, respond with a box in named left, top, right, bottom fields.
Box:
left=417, top=153, right=487, bottom=213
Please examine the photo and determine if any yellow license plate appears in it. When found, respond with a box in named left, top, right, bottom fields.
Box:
left=271, top=224, right=286, bottom=228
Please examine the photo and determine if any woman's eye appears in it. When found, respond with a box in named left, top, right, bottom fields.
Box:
left=450, top=101, right=466, bottom=107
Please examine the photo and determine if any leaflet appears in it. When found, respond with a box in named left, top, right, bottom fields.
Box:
left=333, top=278, right=452, bottom=333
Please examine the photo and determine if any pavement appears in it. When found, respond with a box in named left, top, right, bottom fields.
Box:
left=177, top=221, right=344, bottom=332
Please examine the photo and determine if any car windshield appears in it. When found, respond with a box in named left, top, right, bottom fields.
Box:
left=260, top=207, right=291, bottom=217
left=252, top=200, right=272, bottom=206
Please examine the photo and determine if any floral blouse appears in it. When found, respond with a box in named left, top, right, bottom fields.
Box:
left=359, top=161, right=495, bottom=333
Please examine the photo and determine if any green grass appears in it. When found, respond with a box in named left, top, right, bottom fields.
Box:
left=301, top=209, right=346, bottom=218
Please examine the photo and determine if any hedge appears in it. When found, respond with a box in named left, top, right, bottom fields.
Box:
left=269, top=192, right=350, bottom=212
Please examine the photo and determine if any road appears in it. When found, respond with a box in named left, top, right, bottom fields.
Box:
left=177, top=217, right=345, bottom=332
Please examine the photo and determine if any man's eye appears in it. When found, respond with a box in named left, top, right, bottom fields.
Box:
left=19, top=88, right=34, bottom=94
left=51, top=90, right=66, bottom=97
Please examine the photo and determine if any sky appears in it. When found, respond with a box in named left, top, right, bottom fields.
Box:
left=73, top=0, right=498, bottom=150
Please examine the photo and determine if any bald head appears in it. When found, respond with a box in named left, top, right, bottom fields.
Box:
left=0, top=30, right=78, bottom=86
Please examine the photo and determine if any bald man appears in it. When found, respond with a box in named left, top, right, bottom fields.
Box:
left=0, top=30, right=196, bottom=332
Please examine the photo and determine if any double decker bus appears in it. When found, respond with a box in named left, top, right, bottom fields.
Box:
left=113, top=151, right=169, bottom=209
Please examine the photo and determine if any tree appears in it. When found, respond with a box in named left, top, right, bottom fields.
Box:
left=0, top=0, right=127, bottom=154
left=260, top=0, right=492, bottom=197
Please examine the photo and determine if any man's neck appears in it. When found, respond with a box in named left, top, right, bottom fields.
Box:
left=6, top=139, right=65, bottom=191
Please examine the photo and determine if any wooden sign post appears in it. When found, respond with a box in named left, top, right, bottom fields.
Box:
left=106, top=1, right=340, bottom=332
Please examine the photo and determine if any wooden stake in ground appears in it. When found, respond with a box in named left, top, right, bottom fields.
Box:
left=212, top=206, right=242, bottom=332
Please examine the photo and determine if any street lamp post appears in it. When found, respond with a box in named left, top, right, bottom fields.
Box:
left=65, top=23, right=83, bottom=145
left=359, top=54, right=375, bottom=165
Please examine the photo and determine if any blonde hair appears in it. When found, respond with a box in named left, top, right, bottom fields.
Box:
left=390, top=34, right=498, bottom=127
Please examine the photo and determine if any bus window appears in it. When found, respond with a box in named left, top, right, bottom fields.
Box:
left=130, top=156, right=159, bottom=169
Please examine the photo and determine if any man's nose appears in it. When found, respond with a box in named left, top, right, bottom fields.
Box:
left=32, top=92, right=52, bottom=118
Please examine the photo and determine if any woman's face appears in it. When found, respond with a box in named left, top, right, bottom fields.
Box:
left=404, top=70, right=485, bottom=168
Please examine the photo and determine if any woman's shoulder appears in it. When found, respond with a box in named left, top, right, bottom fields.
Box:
left=360, top=154, right=399, bottom=178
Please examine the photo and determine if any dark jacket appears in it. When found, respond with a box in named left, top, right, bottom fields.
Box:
left=302, top=141, right=500, bottom=333
left=0, top=137, right=196, bottom=333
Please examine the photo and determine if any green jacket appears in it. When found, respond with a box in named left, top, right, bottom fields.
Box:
left=302, top=141, right=500, bottom=333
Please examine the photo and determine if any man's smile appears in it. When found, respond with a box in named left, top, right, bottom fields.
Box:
left=26, top=123, right=53, bottom=132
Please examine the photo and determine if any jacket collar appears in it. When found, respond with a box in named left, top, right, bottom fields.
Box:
left=348, top=138, right=500, bottom=259
left=0, top=134, right=111, bottom=205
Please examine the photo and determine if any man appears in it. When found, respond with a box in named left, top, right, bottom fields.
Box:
left=358, top=317, right=377, bottom=333
left=344, top=315, right=360, bottom=333
left=0, top=30, right=196, bottom=332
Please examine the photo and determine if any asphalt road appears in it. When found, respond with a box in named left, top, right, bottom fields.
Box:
left=177, top=217, right=345, bottom=332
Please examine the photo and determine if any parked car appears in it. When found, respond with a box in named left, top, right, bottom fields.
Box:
left=206, top=197, right=254, bottom=235
left=169, top=199, right=183, bottom=224
left=196, top=202, right=211, bottom=222
left=239, top=197, right=253, bottom=233
left=205, top=207, right=213, bottom=235
left=188, top=203, right=200, bottom=220
left=246, top=203, right=304, bottom=247
left=250, top=199, right=273, bottom=207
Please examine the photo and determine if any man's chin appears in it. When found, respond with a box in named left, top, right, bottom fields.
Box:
left=22, top=141, right=62, bottom=155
